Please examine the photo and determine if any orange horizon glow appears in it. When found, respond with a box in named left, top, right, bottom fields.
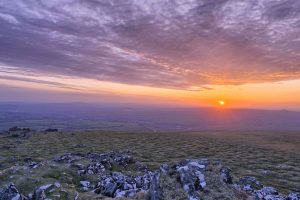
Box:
left=1, top=69, right=300, bottom=111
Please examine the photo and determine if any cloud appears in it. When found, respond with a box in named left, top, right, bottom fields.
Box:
left=0, top=74, right=85, bottom=91
left=0, top=0, right=299, bottom=90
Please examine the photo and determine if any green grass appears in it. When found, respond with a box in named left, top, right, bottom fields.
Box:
left=0, top=130, right=299, bottom=194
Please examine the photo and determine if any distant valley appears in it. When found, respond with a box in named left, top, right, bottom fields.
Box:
left=1, top=103, right=300, bottom=132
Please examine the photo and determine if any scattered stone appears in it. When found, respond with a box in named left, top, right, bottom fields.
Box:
left=39, top=184, right=54, bottom=192
left=220, top=167, right=233, bottom=184
left=253, top=186, right=286, bottom=200
left=135, top=172, right=152, bottom=190
left=149, top=172, right=160, bottom=200
left=53, top=153, right=86, bottom=164
left=136, top=162, right=148, bottom=172
left=265, top=195, right=286, bottom=200
left=160, top=163, right=169, bottom=174
left=24, top=159, right=41, bottom=169
left=74, top=192, right=79, bottom=200
left=33, top=188, right=47, bottom=200
left=256, top=186, right=278, bottom=198
left=234, top=176, right=296, bottom=200
left=95, top=175, right=118, bottom=197
left=236, top=176, right=263, bottom=193
left=84, top=162, right=105, bottom=175
left=287, top=192, right=300, bottom=200
left=54, top=151, right=134, bottom=173
left=94, top=170, right=154, bottom=198
left=116, top=188, right=144, bottom=198
left=176, top=159, right=208, bottom=200
left=80, top=181, right=91, bottom=191
left=54, top=182, right=61, bottom=188
left=0, top=183, right=22, bottom=200
left=109, top=151, right=134, bottom=166
left=1, top=151, right=298, bottom=200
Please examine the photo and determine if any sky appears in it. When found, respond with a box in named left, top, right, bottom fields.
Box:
left=0, top=0, right=299, bottom=110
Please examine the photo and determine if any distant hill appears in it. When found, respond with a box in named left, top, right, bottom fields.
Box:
left=0, top=103, right=300, bottom=131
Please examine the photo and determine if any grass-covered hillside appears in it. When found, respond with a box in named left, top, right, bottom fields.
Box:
left=0, top=130, right=299, bottom=195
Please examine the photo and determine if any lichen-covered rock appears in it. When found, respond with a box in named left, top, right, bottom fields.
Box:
left=176, top=159, right=208, bottom=200
left=149, top=172, right=160, bottom=200
left=113, top=153, right=134, bottom=166
left=74, top=192, right=79, bottom=200
left=115, top=188, right=144, bottom=198
left=80, top=181, right=92, bottom=191
left=39, top=184, right=54, bottom=192
left=0, top=183, right=23, bottom=200
left=33, top=188, right=47, bottom=200
left=32, top=184, right=56, bottom=200
left=220, top=167, right=233, bottom=184
left=53, top=153, right=82, bottom=163
left=264, top=195, right=286, bottom=200
left=94, top=171, right=154, bottom=198
left=287, top=192, right=300, bottom=200
left=95, top=175, right=118, bottom=197
left=236, top=176, right=263, bottom=193
left=160, top=164, right=169, bottom=174
left=235, top=177, right=292, bottom=200
left=256, top=186, right=278, bottom=198
left=87, top=151, right=133, bottom=167
left=85, top=162, right=106, bottom=175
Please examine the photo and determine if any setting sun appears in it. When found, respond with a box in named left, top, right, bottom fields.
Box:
left=218, top=100, right=225, bottom=106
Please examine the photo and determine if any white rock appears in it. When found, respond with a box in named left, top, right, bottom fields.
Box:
left=80, top=181, right=91, bottom=188
left=11, top=194, right=21, bottom=200
left=39, top=184, right=53, bottom=191
left=54, top=182, right=61, bottom=188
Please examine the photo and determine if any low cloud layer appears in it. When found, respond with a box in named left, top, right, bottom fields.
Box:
left=0, top=0, right=299, bottom=89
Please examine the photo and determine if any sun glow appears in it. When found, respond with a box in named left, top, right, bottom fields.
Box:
left=218, top=100, right=225, bottom=106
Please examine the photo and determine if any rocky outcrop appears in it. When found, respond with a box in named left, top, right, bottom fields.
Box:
left=234, top=176, right=299, bottom=200
left=54, top=151, right=133, bottom=168
left=94, top=171, right=153, bottom=198
left=7, top=127, right=32, bottom=138
left=176, top=159, right=208, bottom=200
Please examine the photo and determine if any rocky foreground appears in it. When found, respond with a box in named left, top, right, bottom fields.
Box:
left=0, top=151, right=299, bottom=200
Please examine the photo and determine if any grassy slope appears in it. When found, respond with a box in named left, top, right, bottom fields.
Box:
left=0, top=130, right=299, bottom=194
